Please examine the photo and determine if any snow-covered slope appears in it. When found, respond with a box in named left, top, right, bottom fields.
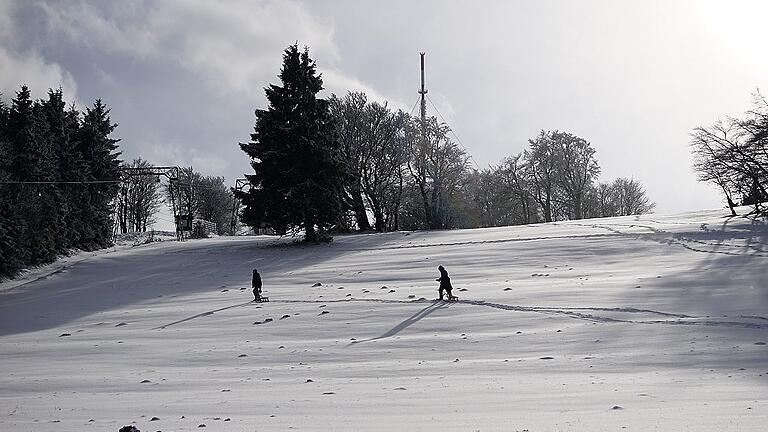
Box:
left=1, top=209, right=767, bottom=431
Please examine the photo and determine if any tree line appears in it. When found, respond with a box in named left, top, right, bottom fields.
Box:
left=0, top=86, right=121, bottom=278
left=691, top=92, right=768, bottom=215
left=0, top=86, right=236, bottom=279
left=115, top=161, right=235, bottom=236
left=237, top=45, right=655, bottom=241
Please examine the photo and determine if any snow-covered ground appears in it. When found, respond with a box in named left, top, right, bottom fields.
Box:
left=1, top=209, right=766, bottom=431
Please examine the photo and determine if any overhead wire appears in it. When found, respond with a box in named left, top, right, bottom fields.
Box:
left=0, top=180, right=122, bottom=185
left=408, top=97, right=421, bottom=117
left=425, top=94, right=481, bottom=171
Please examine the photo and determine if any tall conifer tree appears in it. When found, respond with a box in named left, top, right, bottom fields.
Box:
left=7, top=86, right=61, bottom=264
left=238, top=44, right=347, bottom=242
left=78, top=99, right=122, bottom=248
left=0, top=94, right=23, bottom=276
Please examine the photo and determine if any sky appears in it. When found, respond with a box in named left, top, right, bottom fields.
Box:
left=3, top=0, right=768, bottom=214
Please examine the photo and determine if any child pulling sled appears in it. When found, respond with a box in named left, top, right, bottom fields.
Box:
left=252, top=268, right=269, bottom=302
left=436, top=265, right=458, bottom=301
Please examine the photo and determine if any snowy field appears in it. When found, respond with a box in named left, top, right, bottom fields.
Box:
left=1, top=209, right=767, bottom=431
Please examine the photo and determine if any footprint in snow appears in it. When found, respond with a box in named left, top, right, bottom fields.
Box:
left=503, top=287, right=512, bottom=291
left=280, top=314, right=291, bottom=320
left=238, top=354, right=248, bottom=358
left=140, top=379, right=151, bottom=383
left=539, top=356, right=554, bottom=360
left=264, top=318, right=273, bottom=322
left=459, top=288, right=468, bottom=292
left=611, top=405, right=624, bottom=410
left=150, top=416, right=160, bottom=421
left=115, top=322, right=127, bottom=327
left=408, top=295, right=416, bottom=299
left=755, top=342, right=766, bottom=345
left=319, top=311, right=330, bottom=315
left=388, top=289, right=396, bottom=293
left=393, top=387, right=407, bottom=390
left=312, top=282, right=322, bottom=287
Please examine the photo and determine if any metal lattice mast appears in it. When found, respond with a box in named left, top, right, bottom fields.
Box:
left=419, top=52, right=428, bottom=134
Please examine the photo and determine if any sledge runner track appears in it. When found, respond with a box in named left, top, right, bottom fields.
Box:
left=154, top=297, right=768, bottom=330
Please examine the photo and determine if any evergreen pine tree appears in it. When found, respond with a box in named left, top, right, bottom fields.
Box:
left=0, top=94, right=24, bottom=277
left=41, top=88, right=85, bottom=251
left=238, top=44, right=347, bottom=242
left=7, top=86, right=60, bottom=264
left=78, top=99, right=122, bottom=248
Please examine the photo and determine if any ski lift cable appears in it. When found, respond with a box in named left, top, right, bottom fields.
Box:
left=408, top=97, right=421, bottom=117
left=425, top=94, right=481, bottom=170
left=0, top=180, right=123, bottom=185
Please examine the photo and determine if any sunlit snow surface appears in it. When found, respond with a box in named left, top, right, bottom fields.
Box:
left=1, top=209, right=767, bottom=431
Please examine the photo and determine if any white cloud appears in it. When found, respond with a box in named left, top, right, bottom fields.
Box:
left=132, top=138, right=228, bottom=179
left=37, top=0, right=379, bottom=101
left=0, top=0, right=78, bottom=103
left=0, top=47, right=78, bottom=103
left=319, top=68, right=407, bottom=110
left=0, top=0, right=15, bottom=41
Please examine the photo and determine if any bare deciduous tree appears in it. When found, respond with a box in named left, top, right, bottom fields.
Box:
left=497, top=153, right=537, bottom=225
left=329, top=92, right=371, bottom=231
left=196, top=176, right=235, bottom=234
left=118, top=158, right=162, bottom=233
left=406, top=116, right=470, bottom=229
left=552, top=131, right=600, bottom=219
left=611, top=177, right=655, bottom=216
left=525, top=131, right=560, bottom=222
left=691, top=92, right=768, bottom=215
left=331, top=92, right=410, bottom=232
left=358, top=101, right=408, bottom=231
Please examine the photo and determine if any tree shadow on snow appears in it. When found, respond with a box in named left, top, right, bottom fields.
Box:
left=0, top=233, right=403, bottom=336
left=563, top=213, right=768, bottom=371
left=348, top=300, right=450, bottom=345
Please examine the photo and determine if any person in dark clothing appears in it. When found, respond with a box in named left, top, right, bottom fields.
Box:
left=252, top=268, right=262, bottom=301
left=436, top=265, right=454, bottom=300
